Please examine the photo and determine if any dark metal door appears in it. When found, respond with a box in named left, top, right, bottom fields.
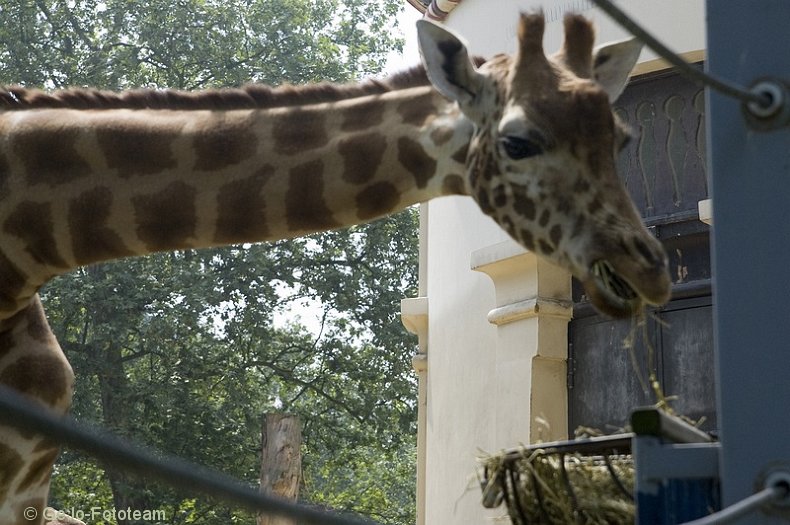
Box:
left=567, top=67, right=716, bottom=437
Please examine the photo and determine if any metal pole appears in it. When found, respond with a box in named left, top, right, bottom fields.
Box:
left=707, top=1, right=790, bottom=523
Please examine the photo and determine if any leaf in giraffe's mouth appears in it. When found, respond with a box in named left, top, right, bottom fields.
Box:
left=589, top=260, right=640, bottom=317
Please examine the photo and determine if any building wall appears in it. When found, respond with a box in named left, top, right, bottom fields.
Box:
left=402, top=2, right=705, bottom=523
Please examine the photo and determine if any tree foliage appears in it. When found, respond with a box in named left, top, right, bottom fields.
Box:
left=0, top=0, right=403, bottom=89
left=1, top=1, right=418, bottom=523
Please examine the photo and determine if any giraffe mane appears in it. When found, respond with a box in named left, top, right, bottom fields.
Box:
left=0, top=59, right=486, bottom=112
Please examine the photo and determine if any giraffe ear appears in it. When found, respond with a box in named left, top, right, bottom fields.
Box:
left=417, top=19, right=485, bottom=112
left=592, top=38, right=643, bottom=102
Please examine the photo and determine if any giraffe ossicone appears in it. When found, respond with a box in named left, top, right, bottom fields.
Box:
left=0, top=12, right=669, bottom=523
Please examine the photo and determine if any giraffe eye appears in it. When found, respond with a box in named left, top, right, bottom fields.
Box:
left=500, top=136, right=544, bottom=160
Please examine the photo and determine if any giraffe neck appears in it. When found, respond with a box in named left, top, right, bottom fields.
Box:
left=0, top=83, right=473, bottom=319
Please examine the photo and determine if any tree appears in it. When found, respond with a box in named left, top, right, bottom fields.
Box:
left=1, top=1, right=418, bottom=523
left=0, top=0, right=403, bottom=89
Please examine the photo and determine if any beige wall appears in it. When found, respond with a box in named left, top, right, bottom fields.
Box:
left=402, top=2, right=705, bottom=523
left=423, top=198, right=507, bottom=524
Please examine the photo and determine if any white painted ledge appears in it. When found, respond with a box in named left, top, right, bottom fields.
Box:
left=401, top=296, right=429, bottom=372
left=469, top=238, right=528, bottom=271
left=471, top=239, right=572, bottom=325
left=698, top=199, right=712, bottom=225
left=487, top=297, right=573, bottom=325
left=401, top=296, right=429, bottom=336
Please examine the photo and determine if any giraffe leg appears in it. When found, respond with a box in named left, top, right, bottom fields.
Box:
left=0, top=296, right=74, bottom=525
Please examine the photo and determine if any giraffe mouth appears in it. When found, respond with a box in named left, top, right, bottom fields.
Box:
left=586, top=260, right=641, bottom=318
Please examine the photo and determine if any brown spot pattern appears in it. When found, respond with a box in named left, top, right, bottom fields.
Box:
left=68, top=187, right=133, bottom=265
left=3, top=201, right=68, bottom=268
left=585, top=146, right=610, bottom=179
left=450, top=144, right=469, bottom=164
left=338, top=133, right=387, bottom=185
left=32, top=438, right=59, bottom=454
left=0, top=152, right=9, bottom=201
left=573, top=177, right=591, bottom=194
left=0, top=354, right=69, bottom=406
left=549, top=224, right=563, bottom=247
left=341, top=99, right=385, bottom=132
left=272, top=109, right=328, bottom=156
left=538, top=209, right=551, bottom=227
left=0, top=252, right=28, bottom=313
left=356, top=182, right=400, bottom=221
left=501, top=216, right=516, bottom=236
left=16, top=448, right=58, bottom=492
left=476, top=187, right=494, bottom=215
left=397, top=94, right=436, bottom=126
left=555, top=195, right=572, bottom=214
left=12, top=125, right=91, bottom=185
left=194, top=117, right=257, bottom=171
left=491, top=185, right=508, bottom=208
left=214, top=166, right=273, bottom=244
left=513, top=193, right=536, bottom=220
left=96, top=126, right=178, bottom=177
left=286, top=160, right=340, bottom=232
left=397, top=137, right=436, bottom=189
left=441, top=174, right=466, bottom=195
left=25, top=297, right=52, bottom=343
left=519, top=229, right=535, bottom=249
left=538, top=239, right=555, bottom=255
left=13, top=498, right=45, bottom=525
left=133, top=181, right=198, bottom=251
left=430, top=126, right=455, bottom=146
left=0, top=327, right=13, bottom=361
left=587, top=197, right=602, bottom=215
left=0, top=443, right=24, bottom=501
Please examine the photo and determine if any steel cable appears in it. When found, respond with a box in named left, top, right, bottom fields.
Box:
left=0, top=385, right=380, bottom=525
left=589, top=0, right=772, bottom=108
left=679, top=482, right=789, bottom=525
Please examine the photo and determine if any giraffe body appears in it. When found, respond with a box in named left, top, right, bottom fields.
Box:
left=0, top=14, right=669, bottom=522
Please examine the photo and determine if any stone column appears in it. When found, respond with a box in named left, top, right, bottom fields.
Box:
left=471, top=239, right=572, bottom=443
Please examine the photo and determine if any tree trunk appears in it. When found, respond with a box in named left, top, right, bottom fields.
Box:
left=97, top=339, right=152, bottom=524
left=258, top=413, right=302, bottom=525
left=90, top=266, right=151, bottom=524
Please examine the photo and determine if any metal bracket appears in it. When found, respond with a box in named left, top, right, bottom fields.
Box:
left=634, top=437, right=720, bottom=489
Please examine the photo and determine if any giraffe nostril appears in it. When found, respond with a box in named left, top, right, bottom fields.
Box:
left=633, top=237, right=663, bottom=268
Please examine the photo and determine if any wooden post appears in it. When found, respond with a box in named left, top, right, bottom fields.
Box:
left=258, top=413, right=302, bottom=525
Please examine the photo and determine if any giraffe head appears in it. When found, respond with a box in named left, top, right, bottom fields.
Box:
left=418, top=13, right=670, bottom=317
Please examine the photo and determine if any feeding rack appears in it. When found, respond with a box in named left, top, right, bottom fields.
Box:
left=479, top=408, right=717, bottom=524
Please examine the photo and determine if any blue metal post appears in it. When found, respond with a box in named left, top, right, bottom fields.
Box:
left=707, top=1, right=790, bottom=523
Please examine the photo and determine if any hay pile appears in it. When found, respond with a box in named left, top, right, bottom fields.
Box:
left=480, top=448, right=634, bottom=524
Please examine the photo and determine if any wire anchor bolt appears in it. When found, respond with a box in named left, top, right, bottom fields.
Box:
left=743, top=79, right=790, bottom=130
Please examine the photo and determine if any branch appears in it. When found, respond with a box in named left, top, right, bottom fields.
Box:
left=247, top=358, right=366, bottom=424
left=120, top=348, right=152, bottom=363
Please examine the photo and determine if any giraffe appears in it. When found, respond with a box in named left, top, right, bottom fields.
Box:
left=0, top=13, right=670, bottom=524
